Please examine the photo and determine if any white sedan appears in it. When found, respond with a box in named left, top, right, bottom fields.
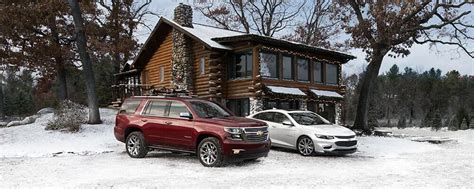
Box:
left=248, top=109, right=357, bottom=156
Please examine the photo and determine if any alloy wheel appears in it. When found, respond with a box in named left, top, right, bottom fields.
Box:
left=298, top=137, right=314, bottom=156
left=127, top=135, right=141, bottom=156
left=199, top=141, right=218, bottom=165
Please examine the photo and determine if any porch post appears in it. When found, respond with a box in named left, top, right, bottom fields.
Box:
left=335, top=102, right=343, bottom=125
left=249, top=97, right=263, bottom=115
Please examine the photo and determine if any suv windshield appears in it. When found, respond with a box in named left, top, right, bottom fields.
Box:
left=190, top=101, right=231, bottom=118
left=289, top=112, right=331, bottom=125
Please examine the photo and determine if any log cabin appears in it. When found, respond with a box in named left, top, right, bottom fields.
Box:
left=113, top=3, right=356, bottom=125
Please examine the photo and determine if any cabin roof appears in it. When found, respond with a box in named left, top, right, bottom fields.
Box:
left=131, top=17, right=355, bottom=67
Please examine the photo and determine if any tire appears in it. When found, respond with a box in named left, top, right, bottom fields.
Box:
left=125, top=131, right=148, bottom=158
left=198, top=137, right=224, bottom=167
left=297, top=136, right=314, bottom=156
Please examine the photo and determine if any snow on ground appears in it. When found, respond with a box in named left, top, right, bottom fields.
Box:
left=0, top=112, right=473, bottom=188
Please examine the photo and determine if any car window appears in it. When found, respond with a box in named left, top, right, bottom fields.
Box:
left=254, top=112, right=273, bottom=121
left=190, top=100, right=231, bottom=118
left=168, top=101, right=190, bottom=118
left=273, top=113, right=290, bottom=123
left=143, top=100, right=168, bottom=117
left=119, top=99, right=141, bottom=114
left=289, top=112, right=330, bottom=125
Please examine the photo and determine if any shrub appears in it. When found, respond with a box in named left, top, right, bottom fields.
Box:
left=46, top=100, right=86, bottom=132
left=397, top=115, right=407, bottom=129
left=431, top=110, right=442, bottom=131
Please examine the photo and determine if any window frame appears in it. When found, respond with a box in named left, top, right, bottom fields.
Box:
left=259, top=51, right=279, bottom=79
left=281, top=54, right=294, bottom=80
left=296, top=57, right=310, bottom=82
left=325, top=63, right=338, bottom=85
left=228, top=50, right=253, bottom=80
left=199, top=57, right=206, bottom=75
left=313, top=61, right=323, bottom=84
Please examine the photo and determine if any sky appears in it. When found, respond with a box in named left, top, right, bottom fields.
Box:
left=136, top=0, right=474, bottom=76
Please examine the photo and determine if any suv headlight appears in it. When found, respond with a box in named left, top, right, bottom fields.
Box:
left=224, top=127, right=244, bottom=140
left=315, top=134, right=334, bottom=140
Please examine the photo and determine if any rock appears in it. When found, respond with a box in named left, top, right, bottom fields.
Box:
left=0, top=121, right=8, bottom=127
left=37, top=107, right=55, bottom=115
left=6, top=121, right=22, bottom=127
left=20, top=116, right=37, bottom=125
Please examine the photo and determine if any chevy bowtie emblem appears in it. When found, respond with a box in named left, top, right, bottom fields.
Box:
left=256, top=131, right=264, bottom=136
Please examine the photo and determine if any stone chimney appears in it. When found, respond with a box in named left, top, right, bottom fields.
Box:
left=173, top=3, right=193, bottom=28
left=171, top=3, right=194, bottom=92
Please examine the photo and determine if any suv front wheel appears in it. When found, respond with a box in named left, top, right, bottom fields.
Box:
left=126, top=131, right=148, bottom=158
left=198, top=137, right=224, bottom=167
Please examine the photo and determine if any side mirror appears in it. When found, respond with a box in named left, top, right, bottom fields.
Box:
left=282, top=120, right=293, bottom=126
left=180, top=112, right=193, bottom=119
left=118, top=109, right=127, bottom=114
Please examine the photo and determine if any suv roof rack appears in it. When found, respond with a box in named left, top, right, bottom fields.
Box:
left=150, top=88, right=197, bottom=98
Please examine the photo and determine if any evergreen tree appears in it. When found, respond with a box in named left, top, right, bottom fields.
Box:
left=460, top=118, right=468, bottom=130
left=448, top=116, right=460, bottom=131
left=367, top=102, right=378, bottom=130
left=432, top=109, right=442, bottom=131
left=397, top=114, right=407, bottom=129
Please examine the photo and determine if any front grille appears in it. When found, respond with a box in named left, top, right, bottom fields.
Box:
left=335, top=141, right=357, bottom=147
left=336, top=135, right=355, bottom=139
left=243, top=127, right=268, bottom=143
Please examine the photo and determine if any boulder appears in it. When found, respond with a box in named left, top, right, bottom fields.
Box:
left=37, top=107, right=55, bottom=115
left=0, top=121, right=8, bottom=127
left=6, top=121, right=22, bottom=127
left=20, top=116, right=37, bottom=125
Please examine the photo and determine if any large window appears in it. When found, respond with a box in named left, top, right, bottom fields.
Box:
left=263, top=100, right=299, bottom=110
left=260, top=52, right=278, bottom=79
left=326, top=64, right=338, bottom=85
left=199, top=57, right=206, bottom=75
left=168, top=101, right=190, bottom=118
left=229, top=51, right=252, bottom=79
left=142, top=100, right=168, bottom=116
left=313, top=62, right=323, bottom=83
left=282, top=55, right=293, bottom=80
left=297, top=58, right=309, bottom=82
left=226, top=98, right=250, bottom=117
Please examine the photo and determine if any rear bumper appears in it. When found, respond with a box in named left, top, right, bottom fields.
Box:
left=114, top=126, right=125, bottom=143
left=221, top=139, right=271, bottom=162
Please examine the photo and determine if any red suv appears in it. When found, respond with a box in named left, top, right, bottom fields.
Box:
left=114, top=96, right=270, bottom=167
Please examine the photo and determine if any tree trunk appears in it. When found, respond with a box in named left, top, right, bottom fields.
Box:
left=0, top=75, right=4, bottom=120
left=67, top=0, right=101, bottom=124
left=56, top=58, right=68, bottom=100
left=353, top=48, right=387, bottom=133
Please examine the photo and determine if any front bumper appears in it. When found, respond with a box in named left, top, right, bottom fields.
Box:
left=314, top=138, right=358, bottom=155
left=221, top=139, right=271, bottom=162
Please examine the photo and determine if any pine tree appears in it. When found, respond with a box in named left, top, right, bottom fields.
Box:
left=432, top=109, right=442, bottom=131
left=448, top=116, right=459, bottom=131
left=422, top=109, right=434, bottom=128
left=397, top=115, right=407, bottom=129
left=460, top=118, right=468, bottom=130
left=367, top=103, right=378, bottom=129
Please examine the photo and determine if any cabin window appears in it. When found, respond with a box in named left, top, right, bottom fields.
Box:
left=160, top=66, right=164, bottom=82
left=297, top=58, right=310, bottom=82
left=260, top=52, right=278, bottom=79
left=200, top=57, right=206, bottom=75
left=226, top=98, right=250, bottom=117
left=263, top=100, right=299, bottom=110
left=282, top=55, right=293, bottom=80
left=168, top=101, right=190, bottom=118
left=313, top=62, right=323, bottom=83
left=326, top=64, right=338, bottom=85
left=229, top=51, right=252, bottom=79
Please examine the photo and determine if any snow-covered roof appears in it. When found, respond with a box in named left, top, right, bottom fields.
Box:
left=165, top=18, right=246, bottom=50
left=310, top=89, right=343, bottom=98
left=267, top=86, right=306, bottom=96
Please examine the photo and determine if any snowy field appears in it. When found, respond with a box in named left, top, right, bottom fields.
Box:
left=0, top=109, right=473, bottom=188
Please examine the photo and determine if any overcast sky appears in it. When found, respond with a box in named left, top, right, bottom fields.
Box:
left=137, top=0, right=473, bottom=76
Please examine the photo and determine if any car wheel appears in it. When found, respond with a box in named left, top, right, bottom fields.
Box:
left=297, top=136, right=314, bottom=156
left=126, top=131, right=148, bottom=158
left=198, top=137, right=224, bottom=167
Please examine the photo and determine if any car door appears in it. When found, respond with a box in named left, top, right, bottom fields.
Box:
left=158, top=101, right=195, bottom=151
left=269, top=112, right=298, bottom=148
left=139, top=100, right=169, bottom=146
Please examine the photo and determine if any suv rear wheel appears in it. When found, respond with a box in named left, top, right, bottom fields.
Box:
left=126, top=131, right=148, bottom=158
left=198, top=137, right=224, bottom=167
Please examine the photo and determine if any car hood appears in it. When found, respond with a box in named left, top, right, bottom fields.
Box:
left=204, top=116, right=267, bottom=128
left=305, top=124, right=355, bottom=136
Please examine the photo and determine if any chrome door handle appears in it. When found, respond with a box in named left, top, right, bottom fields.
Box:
left=164, top=121, right=172, bottom=125
left=141, top=119, right=148, bottom=122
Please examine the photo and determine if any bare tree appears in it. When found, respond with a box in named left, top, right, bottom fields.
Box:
left=95, top=0, right=158, bottom=74
left=67, top=0, right=101, bottom=124
left=335, top=0, right=474, bottom=133
left=283, top=0, right=343, bottom=49
left=196, top=0, right=305, bottom=36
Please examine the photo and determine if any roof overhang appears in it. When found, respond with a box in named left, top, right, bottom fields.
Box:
left=310, top=89, right=343, bottom=98
left=213, top=35, right=356, bottom=63
left=266, top=85, right=306, bottom=96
